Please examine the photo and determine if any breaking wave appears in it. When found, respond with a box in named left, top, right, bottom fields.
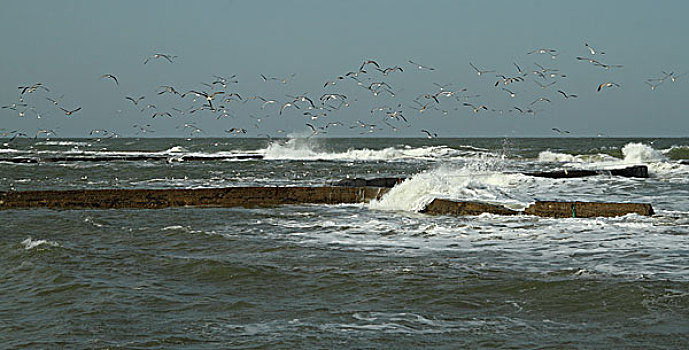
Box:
left=261, top=138, right=483, bottom=161
left=621, top=143, right=667, bottom=163
left=369, top=163, right=534, bottom=212
left=21, top=237, right=60, bottom=250
left=537, top=143, right=688, bottom=178
left=538, top=143, right=668, bottom=165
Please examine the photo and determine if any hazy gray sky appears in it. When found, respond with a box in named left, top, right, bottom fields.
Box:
left=1, top=0, right=688, bottom=137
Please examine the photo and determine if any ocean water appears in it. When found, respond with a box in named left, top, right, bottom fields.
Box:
left=1, top=137, right=688, bottom=349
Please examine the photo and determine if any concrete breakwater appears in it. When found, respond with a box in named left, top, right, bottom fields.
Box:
left=0, top=186, right=388, bottom=210
left=421, top=199, right=654, bottom=218
left=0, top=186, right=654, bottom=218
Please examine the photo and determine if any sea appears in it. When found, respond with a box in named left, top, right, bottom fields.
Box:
left=1, top=137, right=688, bottom=349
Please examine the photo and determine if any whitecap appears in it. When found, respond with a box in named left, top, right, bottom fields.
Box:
left=261, top=138, right=475, bottom=162
left=621, top=142, right=666, bottom=163
left=35, top=141, right=90, bottom=146
left=369, top=163, right=534, bottom=212
left=163, top=146, right=188, bottom=154
left=537, top=150, right=619, bottom=163
left=21, top=237, right=60, bottom=250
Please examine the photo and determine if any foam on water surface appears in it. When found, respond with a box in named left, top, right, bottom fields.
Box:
left=369, top=163, right=535, bottom=212
left=261, top=138, right=488, bottom=161
left=20, top=237, right=60, bottom=250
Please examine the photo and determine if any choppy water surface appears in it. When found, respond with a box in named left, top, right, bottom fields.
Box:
left=1, top=137, right=688, bottom=348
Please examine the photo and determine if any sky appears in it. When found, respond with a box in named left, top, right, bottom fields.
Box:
left=1, top=0, right=688, bottom=138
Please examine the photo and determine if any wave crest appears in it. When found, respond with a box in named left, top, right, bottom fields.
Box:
left=537, top=151, right=618, bottom=163
left=622, top=143, right=666, bottom=163
left=21, top=237, right=60, bottom=250
left=262, top=138, right=476, bottom=161
left=369, top=163, right=532, bottom=212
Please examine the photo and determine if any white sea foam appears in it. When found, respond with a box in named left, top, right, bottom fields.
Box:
left=369, top=163, right=534, bottom=212
left=538, top=143, right=666, bottom=165
left=646, top=162, right=689, bottom=180
left=537, top=151, right=618, bottom=163
left=537, top=143, right=689, bottom=178
left=1, top=145, right=262, bottom=162
left=21, top=237, right=60, bottom=250
left=35, top=141, right=90, bottom=146
left=620, top=143, right=689, bottom=178
left=162, top=146, right=188, bottom=154
left=262, top=138, right=471, bottom=161
left=621, top=143, right=667, bottom=163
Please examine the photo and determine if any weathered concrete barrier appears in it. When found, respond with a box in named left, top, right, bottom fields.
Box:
left=421, top=199, right=653, bottom=218
left=0, top=187, right=654, bottom=218
left=524, top=201, right=654, bottom=218
left=0, top=186, right=388, bottom=210
left=421, top=199, right=519, bottom=216
left=523, top=165, right=648, bottom=179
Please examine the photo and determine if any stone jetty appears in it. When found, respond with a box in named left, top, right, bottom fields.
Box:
left=421, top=199, right=653, bottom=218
left=0, top=185, right=654, bottom=218
left=0, top=186, right=387, bottom=210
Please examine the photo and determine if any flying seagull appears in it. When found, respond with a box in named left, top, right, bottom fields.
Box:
left=152, top=112, right=172, bottom=118
left=359, top=59, right=380, bottom=71
left=463, top=102, right=488, bottom=113
left=125, top=96, right=145, bottom=106
left=552, top=127, right=570, bottom=134
left=597, top=82, right=620, bottom=92
left=421, top=129, right=438, bottom=139
left=469, top=62, right=494, bottom=76
left=60, top=107, right=82, bottom=116
left=557, top=90, right=578, bottom=99
left=409, top=60, right=435, bottom=71
left=144, top=53, right=175, bottom=64
left=585, top=42, right=605, bottom=55
left=101, top=74, right=119, bottom=86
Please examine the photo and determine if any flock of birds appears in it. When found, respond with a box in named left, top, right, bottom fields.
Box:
left=1, top=45, right=684, bottom=141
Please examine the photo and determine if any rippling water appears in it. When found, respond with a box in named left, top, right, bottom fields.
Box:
left=1, top=137, right=688, bottom=348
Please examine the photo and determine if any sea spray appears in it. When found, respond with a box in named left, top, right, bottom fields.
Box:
left=369, top=163, right=534, bottom=212
left=263, top=137, right=325, bottom=160
left=538, top=142, right=665, bottom=165
left=21, top=237, right=60, bottom=250
left=621, top=142, right=666, bottom=163
left=537, top=150, right=619, bottom=163
left=262, top=137, right=470, bottom=161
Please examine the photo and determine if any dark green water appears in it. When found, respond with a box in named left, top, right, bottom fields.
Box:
left=1, top=138, right=688, bottom=348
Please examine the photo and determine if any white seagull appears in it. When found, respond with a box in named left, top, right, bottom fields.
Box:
left=597, top=82, right=620, bottom=92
